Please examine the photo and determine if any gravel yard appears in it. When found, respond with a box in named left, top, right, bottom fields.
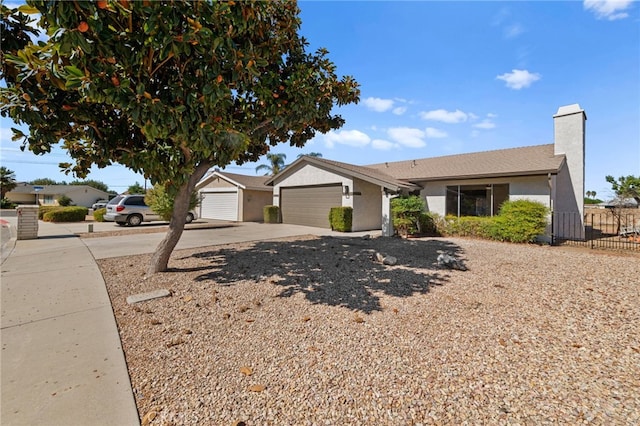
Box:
left=99, top=235, right=640, bottom=425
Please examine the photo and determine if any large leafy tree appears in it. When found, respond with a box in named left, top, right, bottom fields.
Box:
left=255, top=152, right=287, bottom=175
left=30, top=177, right=62, bottom=185
left=1, top=1, right=359, bottom=274
left=70, top=179, right=109, bottom=192
left=606, top=175, right=640, bottom=205
left=0, top=167, right=18, bottom=199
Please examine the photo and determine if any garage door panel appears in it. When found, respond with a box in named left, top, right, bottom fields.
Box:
left=280, top=185, right=342, bottom=228
left=200, top=192, right=238, bottom=221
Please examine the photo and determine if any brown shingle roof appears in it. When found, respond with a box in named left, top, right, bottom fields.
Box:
left=267, top=156, right=420, bottom=191
left=367, top=144, right=565, bottom=182
left=198, top=170, right=271, bottom=191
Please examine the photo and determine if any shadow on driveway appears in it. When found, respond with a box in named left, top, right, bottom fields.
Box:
left=175, top=236, right=466, bottom=314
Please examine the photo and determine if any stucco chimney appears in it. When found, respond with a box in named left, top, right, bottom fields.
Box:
left=553, top=104, right=586, bottom=236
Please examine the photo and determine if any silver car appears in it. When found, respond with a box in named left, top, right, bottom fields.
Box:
left=104, top=194, right=197, bottom=226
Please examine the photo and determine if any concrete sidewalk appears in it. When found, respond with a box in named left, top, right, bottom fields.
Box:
left=1, top=217, right=380, bottom=425
left=1, top=220, right=140, bottom=426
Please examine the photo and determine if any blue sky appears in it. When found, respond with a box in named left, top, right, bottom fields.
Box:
left=1, top=0, right=638, bottom=198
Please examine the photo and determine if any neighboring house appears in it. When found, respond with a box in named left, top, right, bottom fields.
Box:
left=195, top=170, right=273, bottom=221
left=5, top=183, right=110, bottom=208
left=267, top=104, right=586, bottom=239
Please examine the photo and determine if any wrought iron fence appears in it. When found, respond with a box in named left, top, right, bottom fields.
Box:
left=552, top=209, right=640, bottom=251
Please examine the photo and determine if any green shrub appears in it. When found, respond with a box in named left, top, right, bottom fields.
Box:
left=436, top=199, right=549, bottom=243
left=39, top=205, right=61, bottom=219
left=263, top=205, right=280, bottom=223
left=1, top=198, right=15, bottom=209
left=418, top=212, right=438, bottom=235
left=93, top=207, right=107, bottom=222
left=391, top=195, right=426, bottom=236
left=489, top=199, right=549, bottom=243
left=57, top=194, right=73, bottom=206
left=42, top=206, right=88, bottom=222
left=145, top=183, right=198, bottom=221
left=438, top=215, right=494, bottom=238
left=329, top=206, right=352, bottom=232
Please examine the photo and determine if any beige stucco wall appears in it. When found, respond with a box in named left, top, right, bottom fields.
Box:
left=272, top=163, right=385, bottom=231
left=240, top=189, right=273, bottom=222
left=6, top=193, right=36, bottom=204
left=272, top=163, right=351, bottom=205
left=420, top=175, right=552, bottom=216
left=351, top=178, right=382, bottom=231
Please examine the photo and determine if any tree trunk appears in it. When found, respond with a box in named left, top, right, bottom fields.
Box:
left=147, top=162, right=211, bottom=275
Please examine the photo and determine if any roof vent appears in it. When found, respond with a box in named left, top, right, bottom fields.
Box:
left=411, top=160, right=416, bottom=168
left=385, top=162, right=388, bottom=168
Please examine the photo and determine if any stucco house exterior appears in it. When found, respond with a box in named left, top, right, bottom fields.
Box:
left=267, top=104, right=586, bottom=238
left=5, top=183, right=110, bottom=208
left=195, top=170, right=272, bottom=222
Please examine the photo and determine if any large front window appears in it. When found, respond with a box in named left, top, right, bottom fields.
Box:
left=446, top=184, right=509, bottom=217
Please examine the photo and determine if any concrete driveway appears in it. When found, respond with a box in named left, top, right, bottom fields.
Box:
left=81, top=220, right=380, bottom=260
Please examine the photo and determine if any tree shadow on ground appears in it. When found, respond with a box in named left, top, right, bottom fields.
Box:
left=176, top=236, right=467, bottom=314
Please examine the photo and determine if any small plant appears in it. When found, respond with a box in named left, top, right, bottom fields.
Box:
left=42, top=206, right=88, bottom=222
left=263, top=205, right=280, bottom=223
left=329, top=206, right=352, bottom=232
left=145, top=183, right=198, bottom=221
left=57, top=194, right=73, bottom=206
left=93, top=207, right=107, bottom=222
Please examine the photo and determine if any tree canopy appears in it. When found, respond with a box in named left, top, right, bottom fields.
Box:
left=606, top=175, right=640, bottom=205
left=70, top=179, right=109, bottom=192
left=1, top=1, right=359, bottom=273
left=127, top=182, right=145, bottom=195
left=30, top=177, right=62, bottom=185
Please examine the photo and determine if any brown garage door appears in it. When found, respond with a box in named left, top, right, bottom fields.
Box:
left=280, top=184, right=342, bottom=228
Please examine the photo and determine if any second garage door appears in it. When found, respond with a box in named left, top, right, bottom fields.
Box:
left=280, top=184, right=342, bottom=228
left=200, top=191, right=238, bottom=221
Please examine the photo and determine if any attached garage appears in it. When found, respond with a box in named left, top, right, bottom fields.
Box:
left=280, top=184, right=342, bottom=228
left=196, top=171, right=273, bottom=222
left=200, top=190, right=238, bottom=221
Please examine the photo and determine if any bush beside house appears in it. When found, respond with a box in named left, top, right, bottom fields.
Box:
left=436, top=199, right=549, bottom=243
left=329, top=207, right=352, bottom=232
left=41, top=206, right=88, bottom=222
left=263, top=205, right=280, bottom=223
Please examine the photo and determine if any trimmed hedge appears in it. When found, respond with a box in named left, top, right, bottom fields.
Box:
left=263, top=205, right=280, bottom=223
left=435, top=199, right=549, bottom=243
left=38, top=205, right=60, bottom=219
left=489, top=199, right=549, bottom=243
left=329, top=206, right=352, bottom=232
left=93, top=207, right=107, bottom=222
left=42, top=206, right=88, bottom=222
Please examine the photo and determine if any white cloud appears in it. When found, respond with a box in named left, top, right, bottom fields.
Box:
left=324, top=129, right=370, bottom=148
left=504, top=23, right=525, bottom=38
left=425, top=127, right=448, bottom=138
left=496, top=69, right=541, bottom=89
left=473, top=119, right=496, bottom=130
left=392, top=106, right=407, bottom=115
left=371, top=139, right=397, bottom=150
left=419, top=109, right=469, bottom=123
left=584, top=0, right=633, bottom=20
left=470, top=130, right=481, bottom=138
left=487, top=113, right=498, bottom=118
left=362, top=97, right=394, bottom=112
left=387, top=127, right=426, bottom=148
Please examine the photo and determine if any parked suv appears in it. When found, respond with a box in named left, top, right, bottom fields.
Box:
left=104, top=194, right=197, bottom=226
